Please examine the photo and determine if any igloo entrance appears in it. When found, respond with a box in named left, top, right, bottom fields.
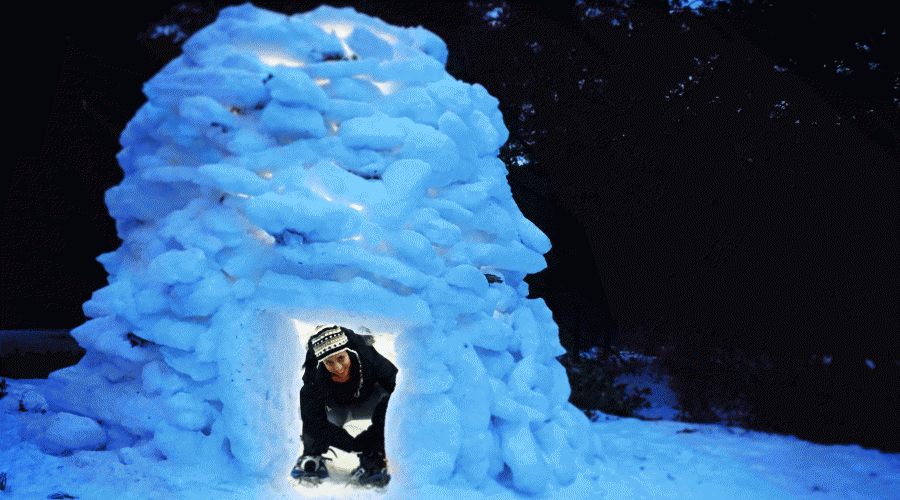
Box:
left=46, top=3, right=608, bottom=499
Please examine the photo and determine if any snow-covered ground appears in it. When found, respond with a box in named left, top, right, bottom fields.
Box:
left=2, top=337, right=897, bottom=500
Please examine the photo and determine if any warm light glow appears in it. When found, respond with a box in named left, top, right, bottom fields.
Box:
left=339, top=234, right=364, bottom=242
left=259, top=171, right=273, bottom=179
left=233, top=193, right=251, bottom=199
left=370, top=29, right=398, bottom=46
left=317, top=22, right=354, bottom=40
left=349, top=203, right=364, bottom=211
left=339, top=40, right=357, bottom=60
left=250, top=228, right=276, bottom=245
left=310, top=185, right=333, bottom=202
left=314, top=78, right=331, bottom=86
left=258, top=54, right=304, bottom=67
left=371, top=80, right=399, bottom=95
left=329, top=121, right=339, bottom=133
left=352, top=74, right=399, bottom=95
left=427, top=188, right=440, bottom=198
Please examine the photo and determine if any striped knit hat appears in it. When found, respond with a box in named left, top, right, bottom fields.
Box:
left=310, top=325, right=350, bottom=364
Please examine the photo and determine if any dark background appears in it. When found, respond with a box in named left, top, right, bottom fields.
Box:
left=3, top=1, right=898, bottom=451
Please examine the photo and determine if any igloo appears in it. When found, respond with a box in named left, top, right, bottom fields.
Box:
left=44, top=3, right=606, bottom=498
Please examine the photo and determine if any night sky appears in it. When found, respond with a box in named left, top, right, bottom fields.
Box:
left=5, top=1, right=898, bottom=373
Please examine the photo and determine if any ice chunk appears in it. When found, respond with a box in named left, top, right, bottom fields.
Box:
left=544, top=359, right=572, bottom=410
left=383, top=158, right=432, bottom=203
left=439, top=110, right=476, bottom=159
left=381, top=87, right=442, bottom=126
left=260, top=101, right=327, bottom=140
left=142, top=360, right=188, bottom=396
left=153, top=421, right=206, bottom=465
left=441, top=179, right=490, bottom=211
left=384, top=229, right=440, bottom=269
left=328, top=95, right=379, bottom=117
left=231, top=278, right=255, bottom=299
left=244, top=190, right=363, bottom=241
left=284, top=241, right=431, bottom=289
left=143, top=67, right=268, bottom=110
left=135, top=287, right=169, bottom=315
left=472, top=202, right=516, bottom=240
left=21, top=390, right=49, bottom=412
left=408, top=358, right=454, bottom=394
left=446, top=346, right=491, bottom=431
left=466, top=109, right=501, bottom=157
left=516, top=213, right=552, bottom=254
left=428, top=78, right=473, bottom=116
left=140, top=166, right=201, bottom=183
left=307, top=159, right=387, bottom=209
left=423, top=198, right=474, bottom=225
left=512, top=307, right=541, bottom=359
left=444, top=264, right=489, bottom=295
left=185, top=272, right=232, bottom=316
left=375, top=54, right=445, bottom=83
left=499, top=420, right=550, bottom=495
left=82, top=277, right=138, bottom=324
left=536, top=421, right=579, bottom=485
left=178, top=95, right=237, bottom=130
left=266, top=66, right=330, bottom=109
left=477, top=347, right=515, bottom=380
left=397, top=124, right=463, bottom=186
left=42, top=412, right=107, bottom=454
left=166, top=392, right=215, bottom=431
left=302, top=58, right=378, bottom=79
left=346, top=26, right=393, bottom=60
left=70, top=315, right=148, bottom=362
left=466, top=241, right=547, bottom=274
left=400, top=393, right=461, bottom=485
left=226, top=128, right=274, bottom=155
left=424, top=279, right=487, bottom=315
left=149, top=248, right=207, bottom=284
left=457, top=431, right=492, bottom=487
left=160, top=345, right=218, bottom=381
left=138, top=317, right=205, bottom=352
left=406, top=208, right=458, bottom=246
left=197, top=163, right=271, bottom=196
left=340, top=112, right=411, bottom=150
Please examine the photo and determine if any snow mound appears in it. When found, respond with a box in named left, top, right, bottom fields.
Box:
left=44, top=3, right=605, bottom=498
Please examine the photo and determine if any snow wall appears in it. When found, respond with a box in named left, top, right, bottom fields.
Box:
left=47, top=3, right=607, bottom=498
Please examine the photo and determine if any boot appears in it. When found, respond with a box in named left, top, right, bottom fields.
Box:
left=349, top=450, right=390, bottom=487
left=291, top=453, right=332, bottom=481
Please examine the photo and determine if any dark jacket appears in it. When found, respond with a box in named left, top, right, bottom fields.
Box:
left=302, top=327, right=398, bottom=408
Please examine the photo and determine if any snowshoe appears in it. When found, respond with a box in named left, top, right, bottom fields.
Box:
left=349, top=450, right=390, bottom=489
left=291, top=451, right=334, bottom=486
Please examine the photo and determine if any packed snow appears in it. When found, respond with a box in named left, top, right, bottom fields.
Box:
left=1, top=2, right=897, bottom=500
left=3, top=344, right=898, bottom=499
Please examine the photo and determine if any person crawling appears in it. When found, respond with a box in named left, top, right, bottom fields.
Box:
left=291, top=325, right=398, bottom=487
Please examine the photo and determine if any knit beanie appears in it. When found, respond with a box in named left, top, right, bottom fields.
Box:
left=310, top=325, right=352, bottom=365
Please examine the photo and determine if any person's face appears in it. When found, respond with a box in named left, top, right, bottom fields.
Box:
left=324, top=350, right=350, bottom=376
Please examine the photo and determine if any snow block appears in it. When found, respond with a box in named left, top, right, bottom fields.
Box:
left=41, top=412, right=107, bottom=455
left=266, top=66, right=330, bottom=109
left=21, top=390, right=49, bottom=413
left=444, top=264, right=489, bottom=295
left=346, top=26, right=393, bottom=60
left=381, top=87, right=443, bottom=127
left=260, top=100, right=327, bottom=140
left=341, top=112, right=410, bottom=150
left=196, top=163, right=270, bottom=196
left=499, top=420, right=551, bottom=495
